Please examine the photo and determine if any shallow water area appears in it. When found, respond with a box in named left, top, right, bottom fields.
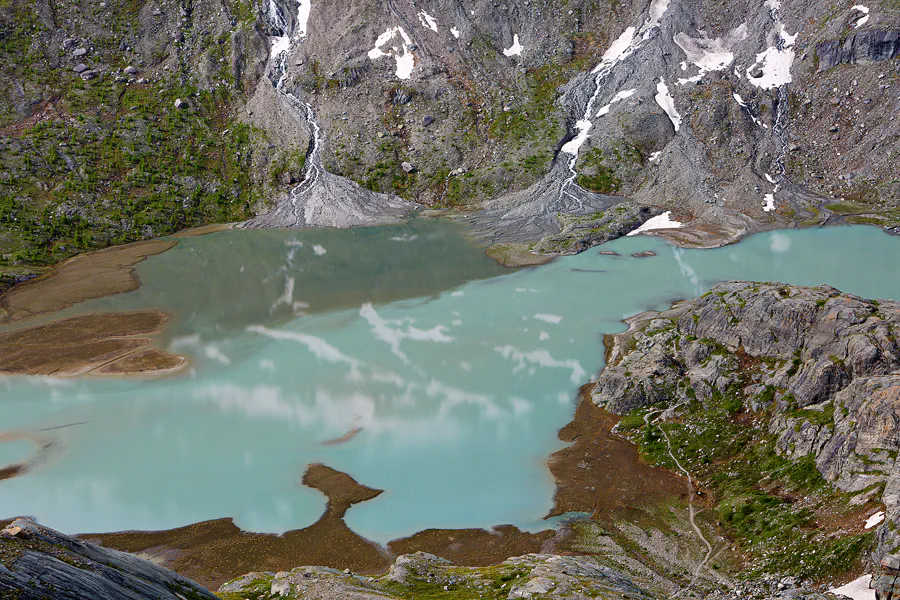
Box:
left=1, top=224, right=900, bottom=543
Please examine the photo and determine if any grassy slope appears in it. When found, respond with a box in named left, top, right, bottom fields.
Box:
left=0, top=0, right=270, bottom=288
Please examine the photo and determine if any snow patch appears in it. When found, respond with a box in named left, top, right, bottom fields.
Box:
left=297, top=0, right=311, bottom=38
left=733, top=92, right=761, bottom=126
left=596, top=88, right=636, bottom=117
left=649, top=151, right=662, bottom=163
left=852, top=5, right=870, bottom=28
left=746, top=23, right=797, bottom=90
left=865, top=511, right=885, bottom=529
left=828, top=575, right=875, bottom=600
left=418, top=10, right=438, bottom=32
left=503, top=34, right=524, bottom=57
left=654, top=78, right=682, bottom=131
left=597, top=27, right=636, bottom=69
left=450, top=26, right=460, bottom=39
left=648, top=0, right=671, bottom=28
left=674, top=25, right=747, bottom=85
left=312, top=244, right=327, bottom=255
left=368, top=27, right=416, bottom=80
left=270, top=35, right=291, bottom=58
left=763, top=193, right=776, bottom=212
left=561, top=0, right=671, bottom=190
left=627, top=211, right=683, bottom=236
left=561, top=119, right=593, bottom=156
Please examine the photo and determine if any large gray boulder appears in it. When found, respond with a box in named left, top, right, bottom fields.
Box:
left=0, top=519, right=216, bottom=600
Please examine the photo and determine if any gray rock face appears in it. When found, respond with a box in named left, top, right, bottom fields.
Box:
left=592, top=281, right=900, bottom=564
left=816, top=30, right=900, bottom=71
left=0, top=519, right=216, bottom=600
left=386, top=552, right=451, bottom=584
left=597, top=282, right=900, bottom=414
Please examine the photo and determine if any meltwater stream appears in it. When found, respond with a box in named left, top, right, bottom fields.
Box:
left=1, top=222, right=899, bottom=543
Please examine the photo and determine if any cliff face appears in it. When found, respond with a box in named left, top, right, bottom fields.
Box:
left=594, top=281, right=900, bottom=575
left=0, top=518, right=217, bottom=600
left=2, top=0, right=900, bottom=273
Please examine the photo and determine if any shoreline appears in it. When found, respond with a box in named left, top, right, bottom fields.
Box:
left=81, top=387, right=690, bottom=590
left=0, top=211, right=884, bottom=326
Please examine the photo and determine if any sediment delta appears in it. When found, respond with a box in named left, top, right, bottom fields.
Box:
left=0, top=311, right=185, bottom=376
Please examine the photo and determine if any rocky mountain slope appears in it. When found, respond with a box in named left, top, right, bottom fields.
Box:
left=594, top=281, right=900, bottom=582
left=2, top=0, right=899, bottom=281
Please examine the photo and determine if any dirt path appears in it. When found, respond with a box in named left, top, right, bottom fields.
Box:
left=644, top=405, right=714, bottom=598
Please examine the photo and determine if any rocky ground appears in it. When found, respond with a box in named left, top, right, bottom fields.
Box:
left=593, top=281, right=900, bottom=587
left=2, top=0, right=899, bottom=279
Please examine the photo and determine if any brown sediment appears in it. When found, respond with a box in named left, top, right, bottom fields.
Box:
left=87, top=465, right=392, bottom=589
left=170, top=223, right=234, bottom=238
left=0, top=311, right=186, bottom=376
left=0, top=430, right=59, bottom=481
left=87, top=463, right=553, bottom=590
left=302, top=463, right=383, bottom=519
left=546, top=385, right=686, bottom=519
left=322, top=427, right=364, bottom=446
left=486, top=242, right=555, bottom=267
left=388, top=525, right=553, bottom=566
left=0, top=463, right=26, bottom=481
left=0, top=239, right=177, bottom=324
left=84, top=391, right=689, bottom=590
left=86, top=517, right=392, bottom=591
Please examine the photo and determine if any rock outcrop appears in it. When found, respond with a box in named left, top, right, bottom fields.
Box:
left=817, top=30, right=900, bottom=71
left=218, top=551, right=654, bottom=600
left=594, top=281, right=900, bottom=566
left=0, top=519, right=217, bottom=600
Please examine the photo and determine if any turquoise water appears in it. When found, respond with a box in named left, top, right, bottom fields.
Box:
left=1, top=224, right=899, bottom=542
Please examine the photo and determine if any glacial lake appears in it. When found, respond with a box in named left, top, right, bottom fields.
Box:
left=1, top=221, right=899, bottom=542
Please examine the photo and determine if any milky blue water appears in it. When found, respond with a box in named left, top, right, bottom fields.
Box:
left=1, top=223, right=899, bottom=542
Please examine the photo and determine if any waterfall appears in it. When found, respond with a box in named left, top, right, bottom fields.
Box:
left=557, top=0, right=671, bottom=206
